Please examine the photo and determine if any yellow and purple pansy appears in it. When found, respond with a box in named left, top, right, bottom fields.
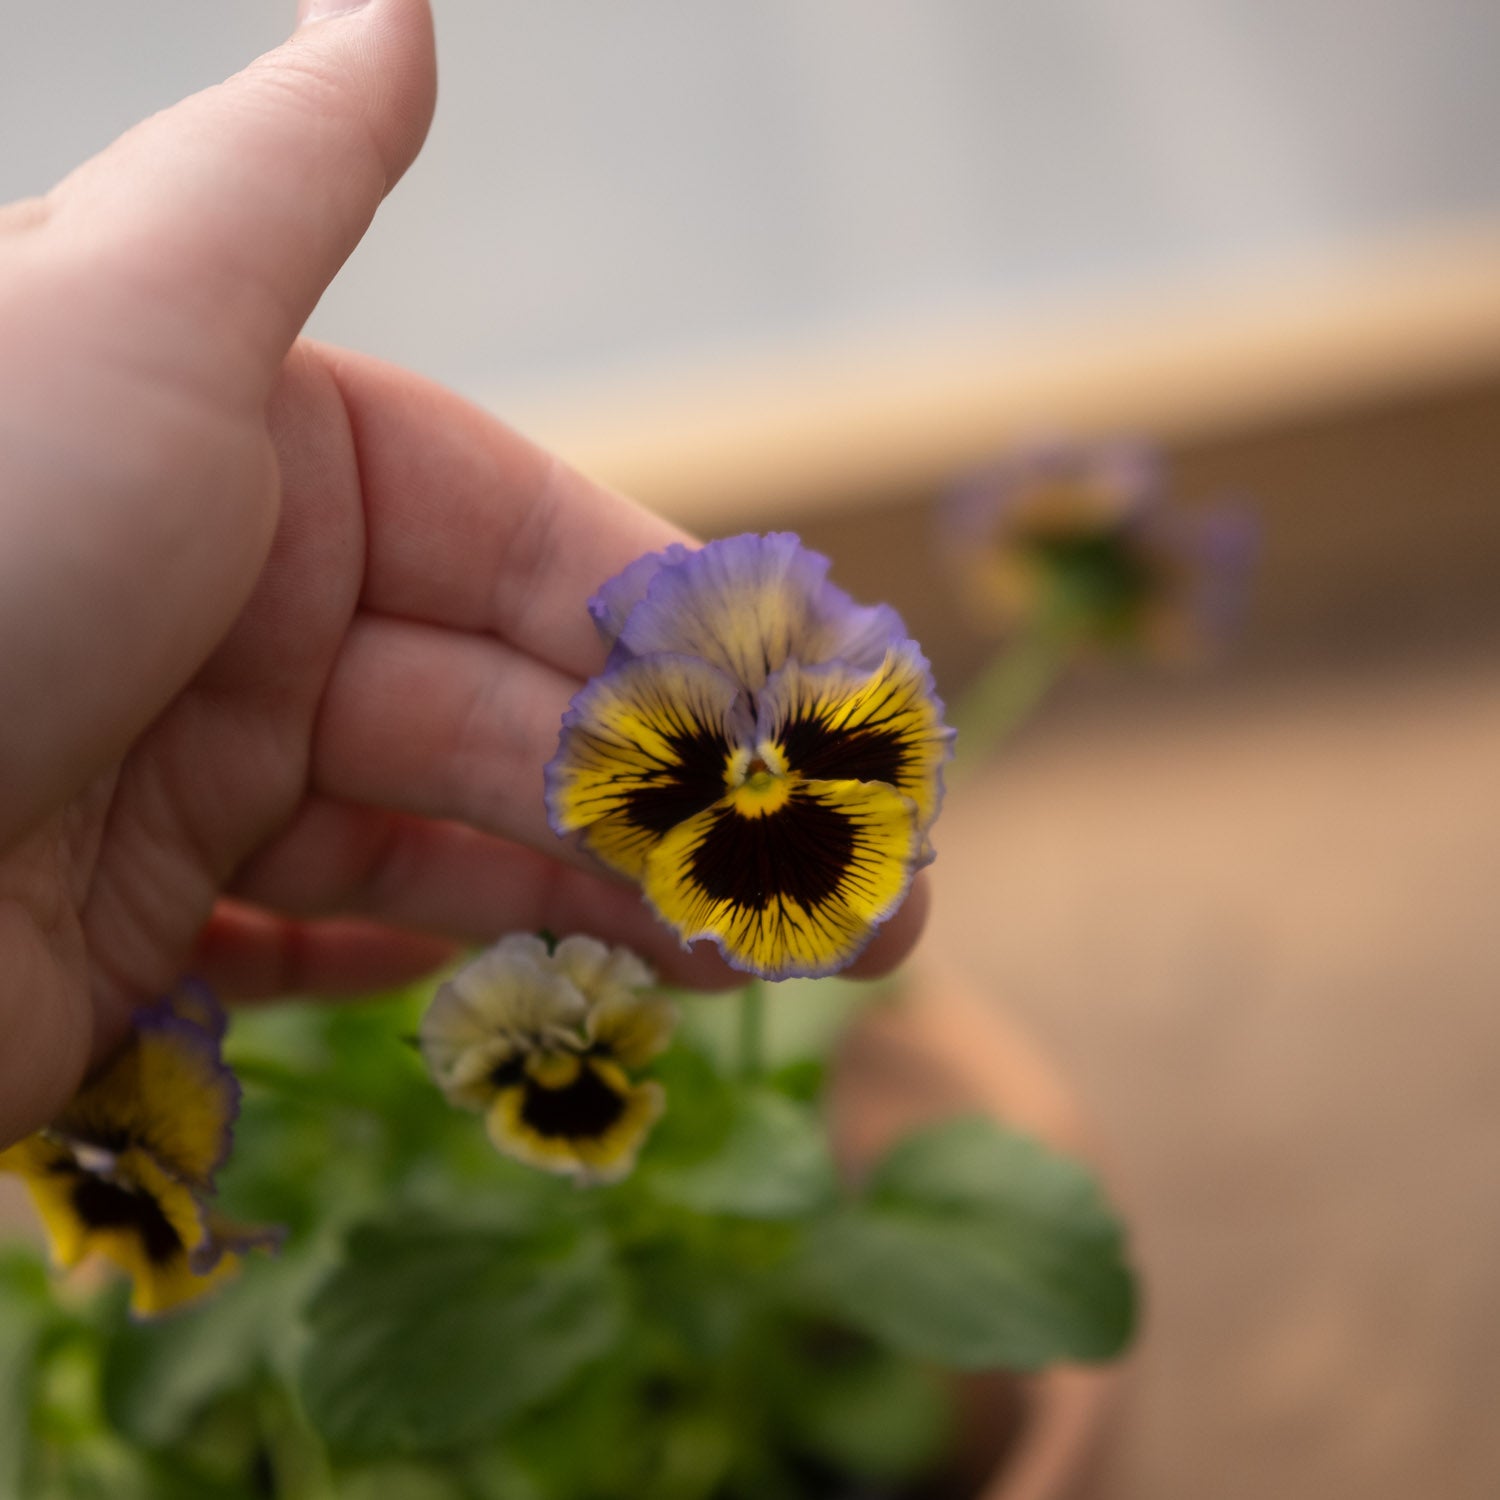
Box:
left=545, top=533, right=954, bottom=979
left=420, top=933, right=675, bottom=1184
left=944, top=443, right=1257, bottom=656
left=0, top=984, right=279, bottom=1318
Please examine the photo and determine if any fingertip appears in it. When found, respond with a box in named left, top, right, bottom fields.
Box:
left=850, top=872, right=931, bottom=979
left=280, top=0, right=438, bottom=202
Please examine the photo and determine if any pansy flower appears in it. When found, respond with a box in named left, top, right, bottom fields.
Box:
left=0, top=984, right=280, bottom=1318
left=420, top=934, right=675, bottom=1184
left=943, top=443, right=1257, bottom=656
left=546, top=533, right=953, bottom=979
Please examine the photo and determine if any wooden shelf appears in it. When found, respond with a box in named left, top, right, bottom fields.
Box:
left=495, top=221, right=1500, bottom=530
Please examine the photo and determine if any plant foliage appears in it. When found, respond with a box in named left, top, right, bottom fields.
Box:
left=0, top=977, right=1134, bottom=1499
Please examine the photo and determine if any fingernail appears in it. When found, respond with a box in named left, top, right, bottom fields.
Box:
left=298, top=0, right=370, bottom=25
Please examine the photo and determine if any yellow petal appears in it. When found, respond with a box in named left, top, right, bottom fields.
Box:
left=12, top=1142, right=209, bottom=1309
left=126, top=1246, right=242, bottom=1320
left=485, top=1063, right=664, bottom=1184
left=759, top=644, right=953, bottom=837
left=58, top=1014, right=236, bottom=1189
left=3, top=1137, right=92, bottom=1270
left=642, top=779, right=919, bottom=979
left=587, top=992, right=678, bottom=1071
left=547, top=655, right=744, bottom=879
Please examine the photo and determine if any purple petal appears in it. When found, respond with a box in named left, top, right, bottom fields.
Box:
left=608, top=532, right=908, bottom=691
left=162, top=977, right=229, bottom=1040
left=188, top=1211, right=286, bottom=1275
left=587, top=542, right=694, bottom=651
left=1183, top=502, right=1260, bottom=646
left=944, top=440, right=1161, bottom=550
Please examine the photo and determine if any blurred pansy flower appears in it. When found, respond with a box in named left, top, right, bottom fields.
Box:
left=546, top=533, right=953, bottom=979
left=944, top=443, right=1256, bottom=657
left=0, top=984, right=279, bottom=1318
left=420, top=933, right=675, bottom=1184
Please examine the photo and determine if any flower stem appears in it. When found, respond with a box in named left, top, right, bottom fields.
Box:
left=948, top=622, right=1072, bottom=787
left=737, top=979, right=766, bottom=1081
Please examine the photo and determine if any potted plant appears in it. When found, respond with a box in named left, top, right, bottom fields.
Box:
left=0, top=953, right=1134, bottom=1500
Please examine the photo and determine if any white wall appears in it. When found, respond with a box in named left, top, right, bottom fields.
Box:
left=4, top=1, right=1497, bottom=403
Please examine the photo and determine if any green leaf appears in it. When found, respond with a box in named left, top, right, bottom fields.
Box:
left=300, top=1219, right=625, bottom=1456
left=645, top=1090, right=836, bottom=1219
left=486, top=1355, right=739, bottom=1500
left=333, top=1460, right=467, bottom=1500
left=637, top=1047, right=737, bottom=1168
left=795, top=1118, right=1135, bottom=1369
left=0, top=1250, right=56, bottom=1496
left=448, top=1447, right=550, bottom=1500
left=771, top=1334, right=952, bottom=1483
left=477, top=1359, right=635, bottom=1500
left=864, top=1116, right=1111, bottom=1219
left=100, top=1240, right=325, bottom=1447
left=102, top=1283, right=267, bottom=1449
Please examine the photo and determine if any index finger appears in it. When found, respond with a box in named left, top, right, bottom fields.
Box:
left=321, top=344, right=694, bottom=678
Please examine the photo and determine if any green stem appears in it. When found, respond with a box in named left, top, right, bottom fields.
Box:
left=252, top=1378, right=337, bottom=1500
left=737, top=979, right=766, bottom=1081
left=947, top=623, right=1072, bottom=788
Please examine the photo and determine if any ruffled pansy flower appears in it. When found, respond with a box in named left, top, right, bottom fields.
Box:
left=944, top=443, right=1257, bottom=657
left=546, top=533, right=953, bottom=979
left=0, top=984, right=280, bottom=1318
left=420, top=934, right=675, bottom=1184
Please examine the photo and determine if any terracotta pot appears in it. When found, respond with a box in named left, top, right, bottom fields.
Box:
left=828, top=959, right=1128, bottom=1500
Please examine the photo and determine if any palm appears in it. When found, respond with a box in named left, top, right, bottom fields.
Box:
left=1, top=343, right=738, bottom=1146
left=5, top=347, right=360, bottom=1132
left=77, top=348, right=366, bottom=1001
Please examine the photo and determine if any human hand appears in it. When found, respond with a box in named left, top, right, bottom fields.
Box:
left=0, top=0, right=927, bottom=1148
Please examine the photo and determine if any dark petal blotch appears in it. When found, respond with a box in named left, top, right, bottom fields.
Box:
left=778, top=713, right=905, bottom=788
left=614, top=722, right=730, bottom=835
left=518, top=1066, right=628, bottom=1141
left=689, top=797, right=856, bottom=913
left=71, top=1175, right=184, bottom=1267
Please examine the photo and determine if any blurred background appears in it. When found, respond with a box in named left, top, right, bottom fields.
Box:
left=5, top=3, right=1500, bottom=1496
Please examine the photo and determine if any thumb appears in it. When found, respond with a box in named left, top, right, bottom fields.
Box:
left=0, top=0, right=435, bottom=845
left=43, top=0, right=436, bottom=403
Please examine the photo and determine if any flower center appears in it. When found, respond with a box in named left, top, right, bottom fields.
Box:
left=725, top=742, right=792, bottom=818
